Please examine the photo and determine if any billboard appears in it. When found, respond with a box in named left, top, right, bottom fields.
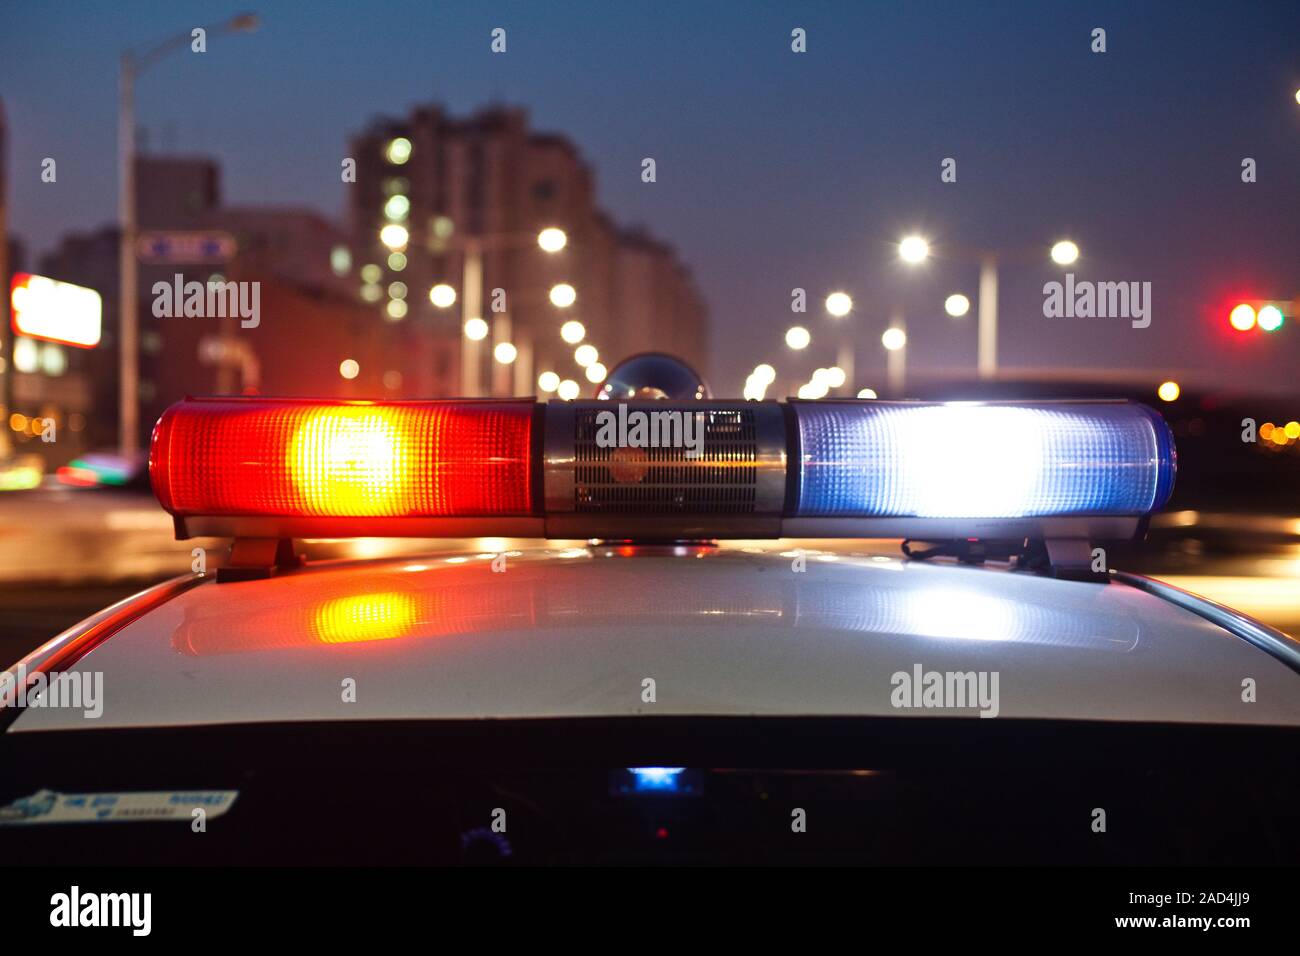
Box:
left=10, top=272, right=102, bottom=348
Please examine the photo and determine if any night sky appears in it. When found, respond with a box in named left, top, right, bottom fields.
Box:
left=3, top=0, right=1298, bottom=394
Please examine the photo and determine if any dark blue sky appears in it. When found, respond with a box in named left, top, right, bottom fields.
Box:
left=3, top=0, right=1298, bottom=393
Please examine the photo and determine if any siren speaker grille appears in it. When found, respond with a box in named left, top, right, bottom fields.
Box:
left=572, top=407, right=760, bottom=513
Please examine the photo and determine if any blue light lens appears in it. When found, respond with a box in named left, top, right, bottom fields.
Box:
left=628, top=767, right=686, bottom=792
left=794, top=402, right=1175, bottom=517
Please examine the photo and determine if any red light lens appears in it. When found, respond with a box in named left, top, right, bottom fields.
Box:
left=151, top=398, right=534, bottom=517
left=1229, top=303, right=1257, bottom=331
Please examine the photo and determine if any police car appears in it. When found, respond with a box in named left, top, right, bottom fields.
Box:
left=3, top=355, right=1298, bottom=865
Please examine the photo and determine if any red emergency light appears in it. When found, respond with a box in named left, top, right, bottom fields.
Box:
left=151, top=398, right=537, bottom=532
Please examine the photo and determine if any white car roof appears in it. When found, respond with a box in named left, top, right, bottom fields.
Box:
left=11, top=542, right=1300, bottom=731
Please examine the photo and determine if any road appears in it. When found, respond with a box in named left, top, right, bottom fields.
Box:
left=0, top=488, right=188, bottom=664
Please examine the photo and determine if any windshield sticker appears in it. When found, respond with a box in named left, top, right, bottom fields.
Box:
left=0, top=789, right=238, bottom=826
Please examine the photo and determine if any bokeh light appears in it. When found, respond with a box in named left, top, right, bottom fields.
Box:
left=549, top=283, right=577, bottom=308
left=825, top=291, right=853, bottom=317
left=1050, top=240, right=1080, bottom=265
left=1229, top=303, right=1256, bottom=331
left=429, top=283, right=457, bottom=308
left=898, top=235, right=929, bottom=264
left=537, top=227, right=567, bottom=253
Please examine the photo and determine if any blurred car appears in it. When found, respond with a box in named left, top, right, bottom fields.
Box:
left=0, top=454, right=44, bottom=492
left=3, top=374, right=1298, bottom=864
left=55, top=450, right=150, bottom=492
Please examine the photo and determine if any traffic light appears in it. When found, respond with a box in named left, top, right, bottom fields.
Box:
left=1228, top=301, right=1287, bottom=333
left=1257, top=305, right=1284, bottom=332
left=1229, top=303, right=1256, bottom=331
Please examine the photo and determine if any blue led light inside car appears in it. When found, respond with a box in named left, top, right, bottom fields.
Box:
left=793, top=402, right=1176, bottom=518
left=628, top=768, right=687, bottom=792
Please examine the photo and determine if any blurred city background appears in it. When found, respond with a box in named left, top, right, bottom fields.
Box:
left=0, top=0, right=1297, bottom=654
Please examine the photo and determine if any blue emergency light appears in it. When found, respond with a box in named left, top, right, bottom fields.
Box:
left=792, top=401, right=1175, bottom=518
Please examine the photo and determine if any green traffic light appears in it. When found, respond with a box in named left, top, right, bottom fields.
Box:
left=1258, top=305, right=1284, bottom=332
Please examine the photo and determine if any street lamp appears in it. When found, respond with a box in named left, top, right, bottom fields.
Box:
left=944, top=293, right=970, bottom=317
left=537, top=227, right=567, bottom=253
left=798, top=380, right=830, bottom=400
left=820, top=292, right=855, bottom=395
left=898, top=235, right=930, bottom=264
left=1050, top=240, right=1080, bottom=266
left=549, top=283, right=577, bottom=308
left=429, top=283, right=457, bottom=308
left=785, top=326, right=811, bottom=350
left=882, top=325, right=907, bottom=397
left=118, top=11, right=260, bottom=454
left=385, top=137, right=412, bottom=165
left=379, top=224, right=409, bottom=250
left=745, top=363, right=776, bottom=401
left=825, top=291, right=853, bottom=317
left=384, top=195, right=410, bottom=221
left=560, top=319, right=586, bottom=344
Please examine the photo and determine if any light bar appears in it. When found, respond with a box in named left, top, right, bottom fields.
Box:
left=151, top=398, right=535, bottom=520
left=792, top=401, right=1175, bottom=518
left=150, top=397, right=1176, bottom=548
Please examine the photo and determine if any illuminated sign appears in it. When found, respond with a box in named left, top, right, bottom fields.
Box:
left=136, top=231, right=236, bottom=264
left=10, top=273, right=103, bottom=348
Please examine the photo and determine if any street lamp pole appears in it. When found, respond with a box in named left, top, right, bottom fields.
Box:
left=461, top=239, right=483, bottom=397
left=1, top=98, right=13, bottom=460
left=835, top=341, right=855, bottom=398
left=977, top=253, right=998, bottom=379
left=118, top=54, right=138, bottom=455
left=823, top=291, right=855, bottom=397
left=117, top=13, right=259, bottom=455
left=886, top=314, right=907, bottom=396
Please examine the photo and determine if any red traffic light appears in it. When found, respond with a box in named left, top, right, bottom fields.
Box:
left=1229, top=303, right=1257, bottom=331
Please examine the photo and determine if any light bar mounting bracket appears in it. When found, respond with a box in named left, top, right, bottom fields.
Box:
left=217, top=537, right=303, bottom=583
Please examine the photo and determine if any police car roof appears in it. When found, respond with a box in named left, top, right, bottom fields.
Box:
left=11, top=541, right=1300, bottom=732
